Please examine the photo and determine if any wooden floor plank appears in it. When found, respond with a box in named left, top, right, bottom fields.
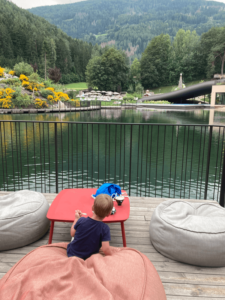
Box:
left=167, top=297, right=223, bottom=300
left=163, top=282, right=225, bottom=297
left=0, top=193, right=224, bottom=299
left=153, top=262, right=225, bottom=275
left=158, top=271, right=225, bottom=286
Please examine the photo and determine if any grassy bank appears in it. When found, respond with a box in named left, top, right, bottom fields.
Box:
left=151, top=80, right=203, bottom=94
left=65, top=82, right=88, bottom=90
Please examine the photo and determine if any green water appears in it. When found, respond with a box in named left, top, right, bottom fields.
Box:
left=0, top=108, right=224, bottom=201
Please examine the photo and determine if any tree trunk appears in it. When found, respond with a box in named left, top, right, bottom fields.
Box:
left=45, top=52, right=46, bottom=80
left=221, top=52, right=225, bottom=75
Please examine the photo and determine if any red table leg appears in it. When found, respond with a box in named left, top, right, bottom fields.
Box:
left=121, top=221, right=127, bottom=247
left=48, top=221, right=54, bottom=244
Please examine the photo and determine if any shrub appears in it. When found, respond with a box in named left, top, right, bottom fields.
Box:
left=43, top=78, right=53, bottom=88
left=127, top=84, right=134, bottom=93
left=40, top=89, right=54, bottom=98
left=4, top=67, right=10, bottom=73
left=135, top=83, right=144, bottom=95
left=67, top=90, right=78, bottom=99
left=132, top=92, right=142, bottom=99
left=12, top=86, right=22, bottom=99
left=35, top=98, right=48, bottom=108
left=45, top=87, right=55, bottom=92
left=0, top=87, right=15, bottom=108
left=69, top=99, right=80, bottom=107
left=0, top=78, right=21, bottom=86
left=19, top=74, right=29, bottom=81
left=123, top=95, right=135, bottom=101
left=9, top=70, right=15, bottom=76
left=0, top=98, right=13, bottom=108
left=48, top=67, right=61, bottom=83
left=21, top=77, right=45, bottom=91
left=29, top=72, right=40, bottom=82
left=14, top=62, right=33, bottom=76
left=55, top=92, right=69, bottom=102
left=0, top=67, right=5, bottom=77
left=47, top=95, right=57, bottom=103
left=12, top=93, right=32, bottom=108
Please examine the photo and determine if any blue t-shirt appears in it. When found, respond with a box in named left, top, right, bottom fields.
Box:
left=67, top=217, right=111, bottom=259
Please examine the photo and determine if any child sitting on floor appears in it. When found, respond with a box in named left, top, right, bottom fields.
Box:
left=67, top=194, right=120, bottom=259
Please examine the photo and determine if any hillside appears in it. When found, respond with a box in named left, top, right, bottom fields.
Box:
left=0, top=0, right=92, bottom=82
left=28, top=0, right=225, bottom=58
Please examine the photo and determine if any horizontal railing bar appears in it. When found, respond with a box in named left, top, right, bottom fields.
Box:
left=0, top=120, right=225, bottom=128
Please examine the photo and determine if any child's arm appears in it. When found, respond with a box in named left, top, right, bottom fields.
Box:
left=101, top=241, right=120, bottom=256
left=70, top=210, right=82, bottom=237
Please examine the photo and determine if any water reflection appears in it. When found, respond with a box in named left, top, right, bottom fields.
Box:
left=1, top=108, right=225, bottom=125
left=0, top=109, right=225, bottom=201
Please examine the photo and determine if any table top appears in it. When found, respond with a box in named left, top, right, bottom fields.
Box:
left=47, top=188, right=130, bottom=223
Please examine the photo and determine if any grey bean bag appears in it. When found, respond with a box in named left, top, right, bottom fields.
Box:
left=0, top=190, right=50, bottom=251
left=150, top=199, right=225, bottom=267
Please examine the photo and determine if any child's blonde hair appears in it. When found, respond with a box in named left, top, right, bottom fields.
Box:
left=93, top=194, right=114, bottom=219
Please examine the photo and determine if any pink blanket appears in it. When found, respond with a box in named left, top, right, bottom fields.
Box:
left=0, top=243, right=166, bottom=300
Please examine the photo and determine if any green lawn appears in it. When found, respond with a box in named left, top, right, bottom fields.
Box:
left=65, top=82, right=88, bottom=90
left=65, top=80, right=204, bottom=94
left=151, top=80, right=203, bottom=94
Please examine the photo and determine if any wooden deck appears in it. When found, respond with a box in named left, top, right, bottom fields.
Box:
left=0, top=192, right=225, bottom=299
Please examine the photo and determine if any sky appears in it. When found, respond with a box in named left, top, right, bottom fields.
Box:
left=10, top=0, right=87, bottom=9
left=10, top=0, right=225, bottom=9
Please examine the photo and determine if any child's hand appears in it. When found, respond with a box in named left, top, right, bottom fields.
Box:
left=75, top=210, right=82, bottom=219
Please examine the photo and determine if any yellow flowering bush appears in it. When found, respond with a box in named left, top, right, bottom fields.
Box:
left=0, top=88, right=15, bottom=108
left=19, top=74, right=29, bottom=81
left=34, top=98, right=48, bottom=108
left=21, top=77, right=45, bottom=92
left=45, top=87, right=55, bottom=92
left=22, top=81, right=30, bottom=87
left=44, top=90, right=70, bottom=103
left=70, top=99, right=80, bottom=107
left=0, top=67, right=5, bottom=77
left=47, top=95, right=54, bottom=100
left=9, top=70, right=15, bottom=76
left=54, top=91, right=70, bottom=102
left=47, top=95, right=58, bottom=103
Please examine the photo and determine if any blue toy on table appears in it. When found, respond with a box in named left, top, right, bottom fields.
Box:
left=92, top=183, right=122, bottom=199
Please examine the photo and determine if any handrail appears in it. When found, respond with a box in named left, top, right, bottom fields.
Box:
left=0, top=120, right=224, bottom=206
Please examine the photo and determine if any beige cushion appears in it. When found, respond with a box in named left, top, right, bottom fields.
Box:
left=150, top=200, right=225, bottom=267
left=0, top=190, right=49, bottom=250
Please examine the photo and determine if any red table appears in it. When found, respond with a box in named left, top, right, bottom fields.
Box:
left=47, top=188, right=130, bottom=247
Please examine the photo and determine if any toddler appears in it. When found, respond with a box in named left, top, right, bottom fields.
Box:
left=67, top=194, right=120, bottom=259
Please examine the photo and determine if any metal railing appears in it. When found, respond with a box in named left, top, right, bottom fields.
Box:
left=0, top=120, right=224, bottom=206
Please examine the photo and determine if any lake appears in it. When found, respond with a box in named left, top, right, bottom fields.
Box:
left=0, top=108, right=224, bottom=201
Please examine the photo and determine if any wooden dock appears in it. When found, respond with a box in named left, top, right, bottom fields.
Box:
left=0, top=192, right=225, bottom=299
left=0, top=106, right=101, bottom=114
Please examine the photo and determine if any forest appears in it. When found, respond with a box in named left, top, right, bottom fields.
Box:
left=1, top=0, right=225, bottom=89
left=0, top=0, right=93, bottom=83
left=29, top=0, right=225, bottom=58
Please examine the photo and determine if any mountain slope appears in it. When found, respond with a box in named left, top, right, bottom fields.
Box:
left=28, top=0, right=225, bottom=58
left=0, top=0, right=92, bottom=80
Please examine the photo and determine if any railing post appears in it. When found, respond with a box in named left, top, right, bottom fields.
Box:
left=55, top=123, right=58, bottom=193
left=129, top=124, right=133, bottom=196
left=219, top=144, right=225, bottom=207
left=204, top=126, right=213, bottom=200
